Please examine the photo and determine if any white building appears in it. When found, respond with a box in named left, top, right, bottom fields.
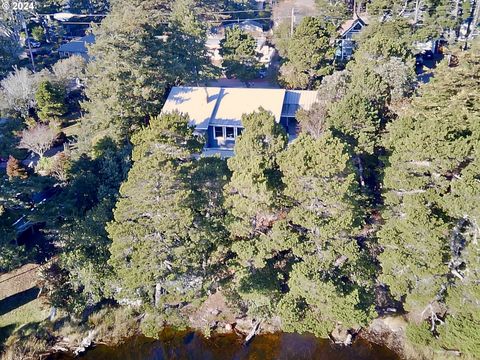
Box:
left=161, top=87, right=318, bottom=157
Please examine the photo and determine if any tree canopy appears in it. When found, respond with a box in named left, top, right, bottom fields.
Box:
left=278, top=17, right=335, bottom=89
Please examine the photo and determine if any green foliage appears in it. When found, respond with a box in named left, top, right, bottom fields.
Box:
left=275, top=132, right=375, bottom=335
left=406, top=321, right=434, bottom=347
left=380, top=42, right=480, bottom=352
left=108, top=112, right=227, bottom=316
left=80, top=0, right=215, bottom=146
left=0, top=204, right=27, bottom=272
left=35, top=80, right=67, bottom=121
left=225, top=109, right=287, bottom=239
left=328, top=64, right=389, bottom=155
left=43, top=139, right=131, bottom=311
left=278, top=17, right=335, bottom=89
left=355, top=19, right=414, bottom=61
left=223, top=109, right=287, bottom=318
left=367, top=0, right=462, bottom=37
left=220, top=26, right=259, bottom=82
left=30, top=26, right=45, bottom=42
left=0, top=35, right=21, bottom=78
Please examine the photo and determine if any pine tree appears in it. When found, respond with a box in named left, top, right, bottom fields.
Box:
left=220, top=26, right=259, bottom=82
left=108, top=112, right=227, bottom=318
left=275, top=132, right=375, bottom=337
left=379, top=41, right=480, bottom=334
left=225, top=109, right=287, bottom=240
left=355, top=19, right=414, bottom=61
left=279, top=17, right=335, bottom=89
left=223, top=109, right=287, bottom=317
left=79, top=0, right=215, bottom=147
left=35, top=80, right=67, bottom=121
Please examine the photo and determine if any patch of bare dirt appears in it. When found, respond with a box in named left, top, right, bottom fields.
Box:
left=360, top=316, right=408, bottom=359
left=0, top=263, right=40, bottom=300
left=187, top=291, right=238, bottom=333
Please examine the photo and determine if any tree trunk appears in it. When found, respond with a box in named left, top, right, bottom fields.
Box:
left=398, top=0, right=410, bottom=16
left=154, top=283, right=162, bottom=308
left=354, top=155, right=365, bottom=188
left=414, top=0, right=422, bottom=25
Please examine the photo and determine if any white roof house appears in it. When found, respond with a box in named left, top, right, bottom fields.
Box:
left=162, top=87, right=287, bottom=128
left=162, top=87, right=317, bottom=157
left=161, top=87, right=221, bottom=130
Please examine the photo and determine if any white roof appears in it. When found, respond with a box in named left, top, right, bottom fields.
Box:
left=210, top=88, right=285, bottom=126
left=161, top=87, right=221, bottom=130
left=162, top=87, right=318, bottom=130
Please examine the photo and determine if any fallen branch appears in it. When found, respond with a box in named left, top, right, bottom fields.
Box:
left=244, top=320, right=261, bottom=344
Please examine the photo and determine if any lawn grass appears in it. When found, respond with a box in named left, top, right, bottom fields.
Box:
left=0, top=297, right=49, bottom=345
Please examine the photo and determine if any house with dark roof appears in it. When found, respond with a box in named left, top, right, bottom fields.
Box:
left=58, top=33, right=95, bottom=59
left=161, top=87, right=318, bottom=157
left=336, top=16, right=367, bottom=61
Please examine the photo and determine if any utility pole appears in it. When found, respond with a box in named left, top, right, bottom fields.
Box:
left=290, top=7, right=295, bottom=36
left=463, top=0, right=480, bottom=50
left=19, top=14, right=36, bottom=73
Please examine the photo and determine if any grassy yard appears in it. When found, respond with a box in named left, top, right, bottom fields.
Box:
left=0, top=263, right=49, bottom=345
left=0, top=297, right=49, bottom=344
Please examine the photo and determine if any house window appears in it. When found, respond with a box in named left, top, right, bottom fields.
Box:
left=236, top=127, right=243, bottom=137
left=225, top=127, right=235, bottom=139
left=214, top=126, right=223, bottom=138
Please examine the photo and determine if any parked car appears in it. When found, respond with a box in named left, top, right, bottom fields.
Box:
left=422, top=50, right=434, bottom=60
left=415, top=54, right=424, bottom=67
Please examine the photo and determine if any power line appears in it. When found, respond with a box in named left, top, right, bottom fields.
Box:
left=58, top=16, right=291, bottom=26
left=36, top=8, right=272, bottom=17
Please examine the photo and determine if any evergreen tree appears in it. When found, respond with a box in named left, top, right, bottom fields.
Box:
left=35, top=80, right=67, bottom=121
left=276, top=132, right=375, bottom=337
left=278, top=17, right=335, bottom=89
left=220, top=26, right=259, bottom=83
left=0, top=204, right=27, bottom=272
left=108, top=112, right=227, bottom=318
left=379, top=42, right=480, bottom=333
left=80, top=0, right=214, bottom=147
left=355, top=19, right=415, bottom=61
left=223, top=109, right=287, bottom=317
left=225, top=109, right=287, bottom=240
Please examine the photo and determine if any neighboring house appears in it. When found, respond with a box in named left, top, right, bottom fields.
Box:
left=225, top=20, right=264, bottom=34
left=256, top=37, right=276, bottom=65
left=336, top=16, right=367, bottom=61
left=206, top=36, right=223, bottom=64
left=161, top=86, right=318, bottom=157
left=206, top=31, right=275, bottom=67
left=58, top=33, right=95, bottom=59
left=413, top=38, right=443, bottom=54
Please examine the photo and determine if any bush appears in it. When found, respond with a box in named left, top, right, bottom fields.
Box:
left=88, top=306, right=140, bottom=344
left=31, top=26, right=45, bottom=42
left=406, top=321, right=434, bottom=347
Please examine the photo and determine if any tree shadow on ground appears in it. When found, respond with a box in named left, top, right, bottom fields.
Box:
left=0, top=287, right=40, bottom=316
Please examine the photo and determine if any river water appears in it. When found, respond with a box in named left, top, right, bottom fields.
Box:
left=50, top=330, right=400, bottom=360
